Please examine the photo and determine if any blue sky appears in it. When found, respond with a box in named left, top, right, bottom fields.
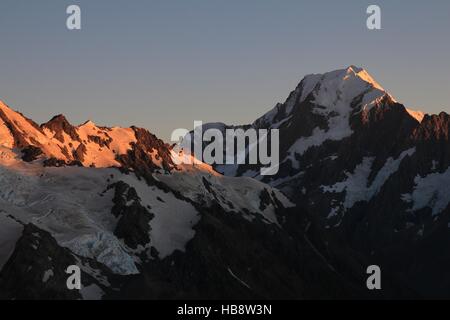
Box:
left=0, top=0, right=449, bottom=140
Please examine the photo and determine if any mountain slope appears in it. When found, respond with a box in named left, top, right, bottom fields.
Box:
left=1, top=65, right=449, bottom=299
left=0, top=101, right=175, bottom=171
left=189, top=66, right=450, bottom=298
left=0, top=141, right=379, bottom=299
left=0, top=101, right=382, bottom=299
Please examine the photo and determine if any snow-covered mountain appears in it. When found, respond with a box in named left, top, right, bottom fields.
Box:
left=187, top=66, right=450, bottom=298
left=0, top=101, right=177, bottom=171
left=1, top=65, right=450, bottom=299
left=1, top=101, right=322, bottom=299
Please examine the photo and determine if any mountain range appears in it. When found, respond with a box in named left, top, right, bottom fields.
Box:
left=1, top=66, right=449, bottom=299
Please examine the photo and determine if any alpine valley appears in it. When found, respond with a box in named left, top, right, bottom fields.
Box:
left=1, top=66, right=449, bottom=299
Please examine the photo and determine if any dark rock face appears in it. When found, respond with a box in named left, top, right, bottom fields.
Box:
left=109, top=181, right=154, bottom=250
left=110, top=181, right=134, bottom=218
left=114, top=202, right=411, bottom=300
left=412, top=112, right=450, bottom=141
left=259, top=188, right=283, bottom=211
left=0, top=224, right=116, bottom=300
left=88, top=134, right=112, bottom=148
left=21, top=145, right=43, bottom=162
left=229, top=101, right=450, bottom=298
left=2, top=67, right=450, bottom=299
left=0, top=107, right=43, bottom=149
left=116, top=127, right=176, bottom=176
left=0, top=205, right=413, bottom=300
left=43, top=157, right=83, bottom=167
left=73, top=143, right=87, bottom=163
left=0, top=170, right=418, bottom=300
left=115, top=204, right=153, bottom=250
left=41, top=115, right=81, bottom=143
left=186, top=69, right=450, bottom=298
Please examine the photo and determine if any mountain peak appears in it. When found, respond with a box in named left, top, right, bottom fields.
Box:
left=41, top=114, right=80, bottom=144
left=43, top=114, right=71, bottom=127
left=302, top=66, right=387, bottom=94
left=406, top=108, right=425, bottom=122
left=79, top=120, right=97, bottom=128
left=48, top=114, right=69, bottom=122
left=345, top=65, right=385, bottom=92
left=254, top=66, right=395, bottom=129
left=301, top=66, right=393, bottom=111
left=346, top=65, right=364, bottom=73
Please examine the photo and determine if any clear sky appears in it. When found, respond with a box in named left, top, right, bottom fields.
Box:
left=0, top=0, right=449, bottom=140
